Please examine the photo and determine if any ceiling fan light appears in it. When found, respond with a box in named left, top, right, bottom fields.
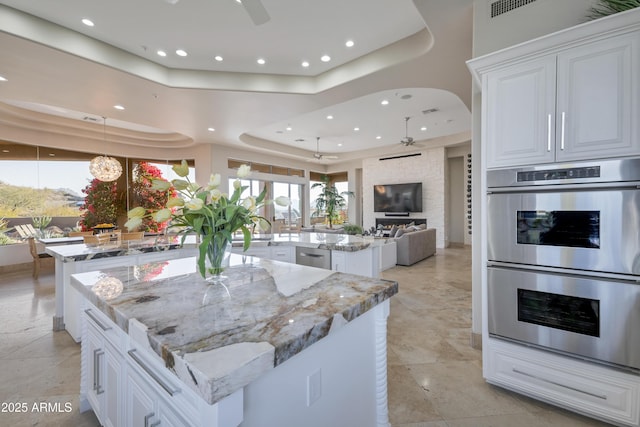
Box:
left=90, top=156, right=122, bottom=182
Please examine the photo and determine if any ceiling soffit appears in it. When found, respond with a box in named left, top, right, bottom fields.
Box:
left=0, top=5, right=434, bottom=95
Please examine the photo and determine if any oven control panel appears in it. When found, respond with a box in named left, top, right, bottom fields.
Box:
left=516, top=166, right=600, bottom=182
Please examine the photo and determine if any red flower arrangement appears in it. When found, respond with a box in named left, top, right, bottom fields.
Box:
left=79, top=179, right=121, bottom=231
left=131, top=162, right=177, bottom=233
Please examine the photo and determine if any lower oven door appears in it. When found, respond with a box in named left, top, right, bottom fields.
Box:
left=488, top=266, right=640, bottom=371
left=487, top=187, right=640, bottom=275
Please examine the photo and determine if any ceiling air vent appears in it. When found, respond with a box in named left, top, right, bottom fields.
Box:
left=490, top=0, right=537, bottom=18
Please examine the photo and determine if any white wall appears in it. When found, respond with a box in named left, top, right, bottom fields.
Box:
left=473, top=0, right=599, bottom=57
left=362, top=147, right=447, bottom=248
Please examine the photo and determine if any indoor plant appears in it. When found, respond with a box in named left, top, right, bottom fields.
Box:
left=588, top=0, right=640, bottom=19
left=311, top=175, right=354, bottom=229
left=125, top=161, right=288, bottom=281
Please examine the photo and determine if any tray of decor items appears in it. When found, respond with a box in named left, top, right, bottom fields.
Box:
left=92, top=223, right=116, bottom=233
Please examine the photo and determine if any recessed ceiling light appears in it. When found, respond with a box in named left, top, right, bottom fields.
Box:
left=257, top=58, right=266, bottom=65
left=353, top=127, right=360, bottom=131
left=421, top=126, right=428, bottom=131
left=81, top=18, right=94, bottom=27
left=376, top=136, right=382, bottom=140
left=286, top=126, right=292, bottom=131
left=345, top=40, right=354, bottom=47
left=176, top=49, right=187, bottom=57
left=214, top=55, right=223, bottom=62
left=208, top=127, right=215, bottom=132
left=326, top=115, right=333, bottom=120
left=301, top=61, right=310, bottom=68
left=338, top=143, right=343, bottom=147
left=320, top=55, right=331, bottom=62
left=157, top=50, right=167, bottom=57
left=114, top=105, right=125, bottom=110
left=48, top=153, right=55, bottom=157
left=381, top=100, right=389, bottom=106
left=0, top=76, right=7, bottom=82
left=2, top=149, right=9, bottom=153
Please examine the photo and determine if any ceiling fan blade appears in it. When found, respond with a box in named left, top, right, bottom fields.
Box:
left=241, top=0, right=271, bottom=25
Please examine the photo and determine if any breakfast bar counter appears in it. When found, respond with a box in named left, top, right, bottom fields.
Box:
left=70, top=254, right=398, bottom=427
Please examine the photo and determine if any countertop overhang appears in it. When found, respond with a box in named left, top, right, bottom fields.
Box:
left=70, top=254, right=398, bottom=405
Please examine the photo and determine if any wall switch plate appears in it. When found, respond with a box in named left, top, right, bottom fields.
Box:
left=306, top=369, right=322, bottom=407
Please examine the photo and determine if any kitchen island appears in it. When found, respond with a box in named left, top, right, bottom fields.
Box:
left=71, top=254, right=398, bottom=427
left=46, top=235, right=197, bottom=341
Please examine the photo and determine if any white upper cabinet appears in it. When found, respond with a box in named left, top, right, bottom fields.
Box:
left=555, top=35, right=637, bottom=161
left=486, top=56, right=557, bottom=167
left=469, top=10, right=640, bottom=169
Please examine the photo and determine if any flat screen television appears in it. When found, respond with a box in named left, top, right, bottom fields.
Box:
left=373, top=182, right=423, bottom=213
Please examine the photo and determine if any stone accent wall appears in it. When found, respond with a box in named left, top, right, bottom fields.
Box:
left=363, top=147, right=446, bottom=248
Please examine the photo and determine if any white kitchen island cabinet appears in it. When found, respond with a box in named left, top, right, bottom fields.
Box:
left=479, top=19, right=639, bottom=168
left=71, top=255, right=398, bottom=427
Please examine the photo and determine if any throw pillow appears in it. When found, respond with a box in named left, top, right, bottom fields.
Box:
left=389, top=225, right=398, bottom=237
left=394, top=228, right=405, bottom=238
left=418, top=223, right=426, bottom=229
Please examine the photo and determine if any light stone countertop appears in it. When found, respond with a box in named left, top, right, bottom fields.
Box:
left=45, top=235, right=198, bottom=262
left=70, top=254, right=398, bottom=405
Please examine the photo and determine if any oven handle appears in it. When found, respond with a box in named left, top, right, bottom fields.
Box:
left=487, top=181, right=640, bottom=194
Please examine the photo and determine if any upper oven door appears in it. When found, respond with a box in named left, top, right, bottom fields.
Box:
left=487, top=187, right=640, bottom=275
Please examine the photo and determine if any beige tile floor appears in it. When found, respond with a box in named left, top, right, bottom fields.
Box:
left=0, top=247, right=613, bottom=426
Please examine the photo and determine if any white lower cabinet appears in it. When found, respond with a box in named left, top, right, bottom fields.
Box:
left=81, top=301, right=242, bottom=427
left=268, top=246, right=294, bottom=263
left=83, top=308, right=124, bottom=427
left=331, top=248, right=375, bottom=277
left=125, top=360, right=190, bottom=427
left=486, top=339, right=640, bottom=426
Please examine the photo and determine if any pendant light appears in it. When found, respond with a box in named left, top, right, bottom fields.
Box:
left=89, top=117, right=122, bottom=181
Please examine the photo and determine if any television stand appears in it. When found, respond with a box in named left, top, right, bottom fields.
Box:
left=375, top=217, right=426, bottom=230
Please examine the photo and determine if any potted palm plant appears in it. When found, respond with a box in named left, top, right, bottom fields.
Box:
left=588, top=0, right=640, bottom=19
left=311, top=175, right=354, bottom=229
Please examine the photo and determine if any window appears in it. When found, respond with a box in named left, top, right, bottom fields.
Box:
left=273, top=182, right=302, bottom=226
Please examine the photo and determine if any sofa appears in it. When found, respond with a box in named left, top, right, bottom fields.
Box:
left=392, top=226, right=436, bottom=266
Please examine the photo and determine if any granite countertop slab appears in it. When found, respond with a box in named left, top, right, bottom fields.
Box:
left=70, top=254, right=398, bottom=405
left=45, top=235, right=197, bottom=262
left=234, top=232, right=374, bottom=251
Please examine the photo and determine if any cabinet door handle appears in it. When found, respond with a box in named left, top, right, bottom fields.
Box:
left=150, top=421, right=161, bottom=427
left=128, top=349, right=181, bottom=396
left=560, top=111, right=566, bottom=150
left=85, top=309, right=112, bottom=331
left=547, top=114, right=552, bottom=152
left=144, top=412, right=155, bottom=427
left=300, top=252, right=323, bottom=258
left=93, top=349, right=105, bottom=395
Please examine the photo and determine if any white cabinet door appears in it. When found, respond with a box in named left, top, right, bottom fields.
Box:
left=84, top=323, right=104, bottom=424
left=485, top=56, right=557, bottom=168
left=269, top=246, right=294, bottom=263
left=485, top=31, right=639, bottom=168
left=126, top=368, right=157, bottom=427
left=331, top=251, right=346, bottom=273
left=102, top=341, right=123, bottom=427
left=556, top=33, right=639, bottom=161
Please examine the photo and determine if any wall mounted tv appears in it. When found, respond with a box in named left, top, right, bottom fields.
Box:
left=373, top=182, right=423, bottom=213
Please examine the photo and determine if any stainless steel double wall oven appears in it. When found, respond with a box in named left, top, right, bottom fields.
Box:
left=487, top=158, right=640, bottom=371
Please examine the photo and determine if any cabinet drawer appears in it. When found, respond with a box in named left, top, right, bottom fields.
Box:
left=486, top=340, right=640, bottom=426
left=84, top=307, right=126, bottom=349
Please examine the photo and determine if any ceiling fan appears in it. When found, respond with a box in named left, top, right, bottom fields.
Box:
left=400, top=116, right=416, bottom=146
left=313, top=137, right=338, bottom=160
left=238, top=0, right=271, bottom=25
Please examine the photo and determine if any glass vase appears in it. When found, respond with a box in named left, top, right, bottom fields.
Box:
left=197, top=236, right=232, bottom=283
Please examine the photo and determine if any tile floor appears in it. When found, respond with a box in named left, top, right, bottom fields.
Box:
left=0, top=246, right=613, bottom=426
